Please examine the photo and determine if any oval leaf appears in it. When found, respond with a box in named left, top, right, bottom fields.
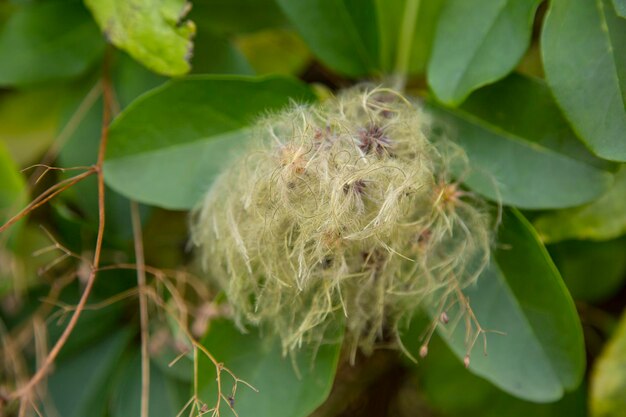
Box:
left=275, top=0, right=379, bottom=77
left=535, top=167, right=626, bottom=242
left=404, top=209, right=585, bottom=402
left=198, top=319, right=341, bottom=417
left=84, top=0, right=195, bottom=76
left=427, top=0, right=541, bottom=105
left=103, top=75, right=316, bottom=209
left=0, top=0, right=105, bottom=86
left=542, top=0, right=626, bottom=161
left=428, top=75, right=614, bottom=209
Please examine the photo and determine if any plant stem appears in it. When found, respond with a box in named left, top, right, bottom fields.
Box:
left=393, top=0, right=421, bottom=91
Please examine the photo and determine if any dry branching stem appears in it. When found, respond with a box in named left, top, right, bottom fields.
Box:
left=7, top=50, right=114, bottom=404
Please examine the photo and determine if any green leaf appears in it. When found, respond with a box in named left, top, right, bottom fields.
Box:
left=191, top=0, right=287, bottom=36
left=375, top=0, right=446, bottom=75
left=198, top=319, right=341, bottom=417
left=103, top=75, right=316, bottom=209
left=0, top=0, right=105, bottom=86
left=591, top=309, right=626, bottom=417
left=46, top=329, right=131, bottom=417
left=415, top=333, right=587, bottom=417
left=534, top=167, right=626, bottom=242
left=427, top=74, right=614, bottom=209
left=190, top=27, right=254, bottom=75
left=542, top=0, right=626, bottom=161
left=427, top=0, right=541, bottom=105
left=548, top=238, right=626, bottom=302
left=613, top=0, right=626, bottom=17
left=84, top=0, right=195, bottom=76
left=111, top=350, right=190, bottom=417
left=404, top=209, right=585, bottom=402
left=275, top=0, right=379, bottom=77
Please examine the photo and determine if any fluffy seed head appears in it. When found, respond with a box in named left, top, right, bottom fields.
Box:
left=191, top=86, right=492, bottom=355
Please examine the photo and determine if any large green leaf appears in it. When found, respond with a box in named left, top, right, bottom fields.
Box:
left=375, top=0, right=445, bottom=75
left=46, top=329, right=131, bottom=417
left=535, top=167, right=626, bottom=242
left=404, top=209, right=585, bottom=402
left=428, top=74, right=614, bottom=209
left=111, top=350, right=190, bottom=417
left=198, top=319, right=341, bottom=417
left=591, top=309, right=626, bottom=417
left=103, top=75, right=316, bottom=209
left=427, top=0, right=541, bottom=105
left=275, top=0, right=379, bottom=77
left=84, top=0, right=195, bottom=76
left=542, top=0, right=626, bottom=161
left=0, top=0, right=105, bottom=86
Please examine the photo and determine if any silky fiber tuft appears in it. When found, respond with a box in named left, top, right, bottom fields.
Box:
left=191, top=86, right=492, bottom=357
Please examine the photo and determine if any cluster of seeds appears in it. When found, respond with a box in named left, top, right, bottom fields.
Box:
left=191, top=87, right=492, bottom=357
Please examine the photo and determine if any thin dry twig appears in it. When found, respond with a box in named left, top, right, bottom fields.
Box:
left=8, top=50, right=114, bottom=403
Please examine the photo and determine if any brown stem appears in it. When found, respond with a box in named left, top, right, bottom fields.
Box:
left=9, top=49, right=113, bottom=402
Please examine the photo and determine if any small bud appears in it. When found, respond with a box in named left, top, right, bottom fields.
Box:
left=419, top=345, right=428, bottom=358
left=440, top=311, right=449, bottom=324
left=463, top=354, right=470, bottom=368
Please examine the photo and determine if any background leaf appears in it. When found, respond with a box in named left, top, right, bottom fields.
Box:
left=591, top=308, right=626, bottom=417
left=275, top=0, right=379, bottom=77
left=0, top=87, right=65, bottom=165
left=84, top=0, right=195, bottom=76
left=0, top=142, right=27, bottom=228
left=45, top=329, right=131, bottom=417
left=542, top=0, right=626, bottom=161
left=548, top=238, right=626, bottom=303
left=613, top=0, right=626, bottom=17
left=110, top=350, right=190, bottom=417
left=104, top=75, right=316, bottom=209
left=0, top=0, right=105, bottom=86
left=191, top=0, right=288, bottom=36
left=427, top=74, right=614, bottom=209
left=198, top=319, right=341, bottom=417
left=404, top=209, right=585, bottom=402
left=427, top=0, right=541, bottom=105
left=235, top=29, right=311, bottom=76
left=534, top=167, right=626, bottom=242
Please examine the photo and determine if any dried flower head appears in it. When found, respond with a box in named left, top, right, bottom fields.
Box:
left=191, top=86, right=492, bottom=357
